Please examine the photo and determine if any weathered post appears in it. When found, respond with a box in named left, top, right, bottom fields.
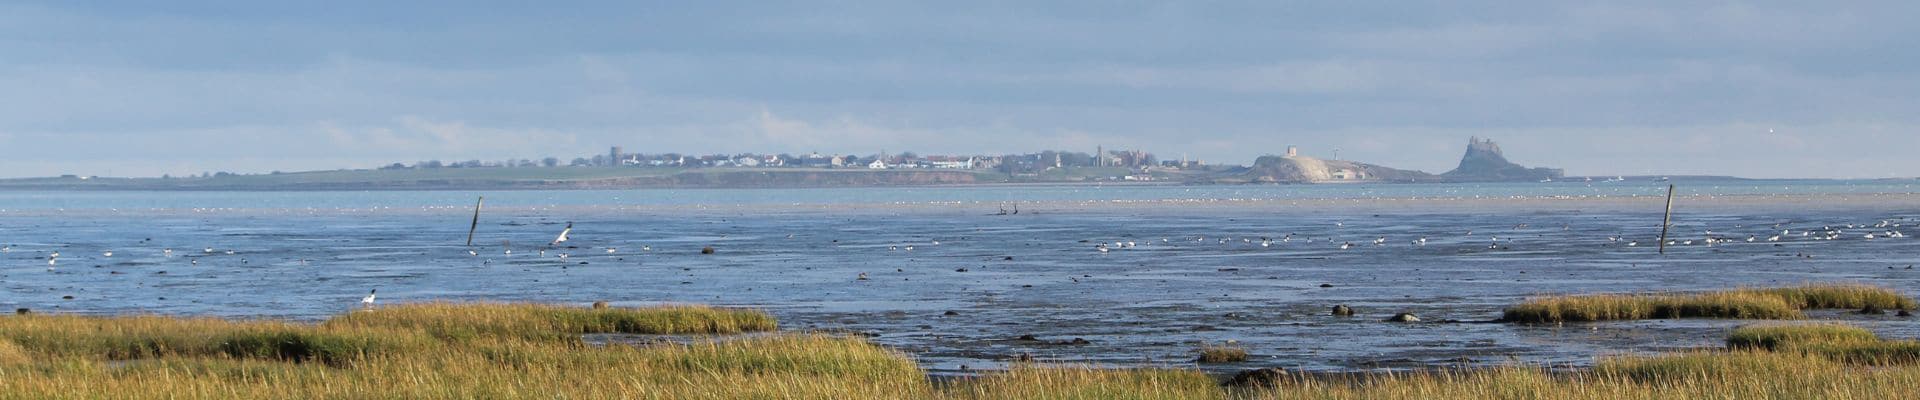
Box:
left=466, top=196, right=484, bottom=247
left=1658, top=185, right=1675, bottom=255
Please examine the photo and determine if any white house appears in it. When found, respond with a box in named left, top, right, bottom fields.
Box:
left=868, top=159, right=889, bottom=169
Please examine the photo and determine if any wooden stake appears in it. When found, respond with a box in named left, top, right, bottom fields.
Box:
left=1658, top=185, right=1674, bottom=255
left=466, top=196, right=484, bottom=247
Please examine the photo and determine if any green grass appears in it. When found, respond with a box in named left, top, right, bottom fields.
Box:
left=1501, top=284, right=1915, bottom=323
left=1197, top=344, right=1249, bottom=364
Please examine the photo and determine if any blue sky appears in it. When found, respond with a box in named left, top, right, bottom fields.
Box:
left=2, top=1, right=1916, bottom=178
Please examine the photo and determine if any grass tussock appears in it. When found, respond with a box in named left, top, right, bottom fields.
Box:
left=1197, top=344, right=1249, bottom=364
left=324, top=302, right=776, bottom=342
left=1253, top=352, right=1920, bottom=399
left=1502, top=284, right=1914, bottom=323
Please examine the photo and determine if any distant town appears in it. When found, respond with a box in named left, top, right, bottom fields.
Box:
left=5, top=138, right=1615, bottom=190
left=371, top=146, right=1202, bottom=178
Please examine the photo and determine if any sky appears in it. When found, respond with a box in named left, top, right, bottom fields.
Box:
left=2, top=1, right=1917, bottom=179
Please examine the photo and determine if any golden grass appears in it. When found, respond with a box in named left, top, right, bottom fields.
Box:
left=946, top=366, right=1225, bottom=400
left=1726, top=323, right=1878, bottom=350
left=1248, top=353, right=1920, bottom=399
left=1198, top=344, right=1250, bottom=364
left=6, top=300, right=1920, bottom=398
left=1726, top=323, right=1920, bottom=366
left=325, top=302, right=777, bottom=342
left=1502, top=284, right=1915, bottom=323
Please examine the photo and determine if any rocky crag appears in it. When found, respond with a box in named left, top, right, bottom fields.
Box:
left=1441, top=137, right=1563, bottom=182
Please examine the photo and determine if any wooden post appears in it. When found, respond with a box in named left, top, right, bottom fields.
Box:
left=466, top=196, right=484, bottom=247
left=1658, top=185, right=1674, bottom=255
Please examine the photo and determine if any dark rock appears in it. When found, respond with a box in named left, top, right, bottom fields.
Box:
left=1225, top=367, right=1291, bottom=387
left=1899, top=310, right=1913, bottom=317
left=955, top=268, right=968, bottom=272
left=1861, top=305, right=1887, bottom=315
left=943, top=310, right=960, bottom=316
left=1016, top=353, right=1034, bottom=362
left=1442, top=137, right=1564, bottom=182
left=592, top=301, right=609, bottom=309
left=1386, top=313, right=1420, bottom=322
left=61, top=295, right=74, bottom=300
left=1017, top=334, right=1039, bottom=341
left=1069, top=337, right=1091, bottom=345
left=1003, top=256, right=1014, bottom=261
left=1319, top=283, right=1333, bottom=288
left=1331, top=305, right=1355, bottom=316
left=700, top=246, right=716, bottom=254
left=14, top=308, right=28, bottom=315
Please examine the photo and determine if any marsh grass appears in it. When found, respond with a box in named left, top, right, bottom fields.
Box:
left=1502, top=284, right=1914, bottom=323
left=1726, top=323, right=1878, bottom=350
left=945, top=366, right=1224, bottom=400
left=324, top=302, right=777, bottom=342
left=1197, top=344, right=1249, bottom=364
left=8, top=301, right=1920, bottom=398
left=1727, top=323, right=1920, bottom=366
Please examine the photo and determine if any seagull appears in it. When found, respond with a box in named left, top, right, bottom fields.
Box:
left=1339, top=242, right=1352, bottom=250
left=1, top=245, right=9, bottom=253
left=551, top=222, right=573, bottom=246
left=605, top=248, right=617, bottom=254
left=103, top=251, right=113, bottom=257
left=205, top=247, right=214, bottom=254
left=468, top=249, right=479, bottom=256
left=163, top=248, right=173, bottom=257
left=50, top=251, right=59, bottom=258
left=361, top=289, right=377, bottom=307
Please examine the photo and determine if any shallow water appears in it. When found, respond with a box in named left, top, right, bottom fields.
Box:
left=2, top=182, right=1917, bottom=374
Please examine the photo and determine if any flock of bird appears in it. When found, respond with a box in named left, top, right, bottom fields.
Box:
left=6, top=215, right=1913, bottom=308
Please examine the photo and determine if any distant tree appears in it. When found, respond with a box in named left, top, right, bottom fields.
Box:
left=899, top=151, right=919, bottom=160
left=421, top=160, right=444, bottom=169
left=542, top=157, right=560, bottom=167
left=570, top=157, right=591, bottom=167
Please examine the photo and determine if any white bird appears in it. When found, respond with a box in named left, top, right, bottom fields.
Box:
left=1, top=245, right=9, bottom=253
left=641, top=245, right=651, bottom=251
left=606, top=248, right=617, bottom=254
left=1339, top=242, right=1352, bottom=250
left=552, top=222, right=573, bottom=245
left=163, top=248, right=173, bottom=257
left=361, top=289, right=377, bottom=307
left=1628, top=241, right=1639, bottom=247
left=50, top=251, right=59, bottom=258
left=103, top=251, right=113, bottom=257
left=557, top=253, right=569, bottom=260
left=1097, top=245, right=1109, bottom=253
left=204, top=247, right=213, bottom=254
left=468, top=250, right=479, bottom=256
